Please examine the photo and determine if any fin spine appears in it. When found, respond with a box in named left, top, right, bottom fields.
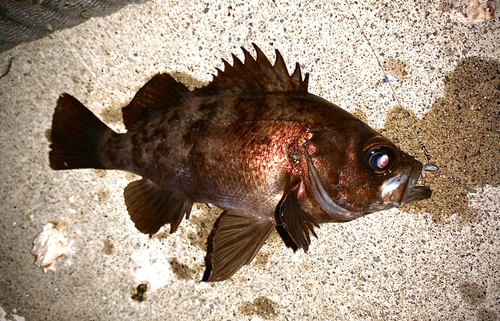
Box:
left=196, top=44, right=309, bottom=96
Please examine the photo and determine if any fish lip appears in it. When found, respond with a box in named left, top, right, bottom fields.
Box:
left=400, top=163, right=432, bottom=205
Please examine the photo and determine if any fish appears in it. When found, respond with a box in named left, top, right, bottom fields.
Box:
left=49, top=44, right=432, bottom=281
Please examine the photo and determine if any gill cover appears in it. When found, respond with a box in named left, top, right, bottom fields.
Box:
left=302, top=146, right=351, bottom=220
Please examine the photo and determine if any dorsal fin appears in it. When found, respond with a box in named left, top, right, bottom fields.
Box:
left=122, top=45, right=308, bottom=131
left=122, top=74, right=192, bottom=131
left=196, top=43, right=309, bottom=96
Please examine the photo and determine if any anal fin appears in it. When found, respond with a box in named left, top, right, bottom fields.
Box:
left=124, top=179, right=193, bottom=235
left=204, top=210, right=275, bottom=282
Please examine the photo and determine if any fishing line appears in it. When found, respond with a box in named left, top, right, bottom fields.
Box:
left=344, top=0, right=438, bottom=173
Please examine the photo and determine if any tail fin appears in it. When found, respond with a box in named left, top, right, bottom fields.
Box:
left=49, top=93, right=113, bottom=170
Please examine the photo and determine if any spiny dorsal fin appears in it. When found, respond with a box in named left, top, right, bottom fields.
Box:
left=122, top=74, right=193, bottom=131
left=122, top=45, right=308, bottom=131
left=196, top=43, right=309, bottom=96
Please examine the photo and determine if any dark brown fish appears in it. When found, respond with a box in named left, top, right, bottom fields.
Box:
left=49, top=44, right=431, bottom=281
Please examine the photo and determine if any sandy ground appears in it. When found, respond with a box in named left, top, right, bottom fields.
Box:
left=0, top=0, right=499, bottom=320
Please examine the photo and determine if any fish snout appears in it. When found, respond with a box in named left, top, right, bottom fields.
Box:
left=381, top=162, right=431, bottom=208
left=401, top=163, right=432, bottom=205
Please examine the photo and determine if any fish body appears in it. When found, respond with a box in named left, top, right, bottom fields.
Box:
left=49, top=45, right=431, bottom=281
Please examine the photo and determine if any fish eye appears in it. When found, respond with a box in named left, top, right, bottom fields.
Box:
left=363, top=144, right=398, bottom=174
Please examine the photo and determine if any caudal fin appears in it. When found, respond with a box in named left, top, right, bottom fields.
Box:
left=49, top=93, right=112, bottom=170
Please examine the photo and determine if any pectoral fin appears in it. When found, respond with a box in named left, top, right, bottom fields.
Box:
left=204, top=210, right=275, bottom=282
left=278, top=179, right=319, bottom=252
left=275, top=225, right=299, bottom=252
left=124, top=179, right=193, bottom=235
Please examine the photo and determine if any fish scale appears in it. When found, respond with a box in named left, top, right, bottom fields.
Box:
left=49, top=44, right=431, bottom=282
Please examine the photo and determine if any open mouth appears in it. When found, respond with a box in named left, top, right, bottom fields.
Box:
left=403, top=164, right=432, bottom=203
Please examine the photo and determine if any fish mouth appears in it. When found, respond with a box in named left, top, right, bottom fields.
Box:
left=401, top=163, right=432, bottom=204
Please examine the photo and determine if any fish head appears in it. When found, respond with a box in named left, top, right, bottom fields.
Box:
left=303, top=128, right=431, bottom=222
left=358, top=136, right=432, bottom=208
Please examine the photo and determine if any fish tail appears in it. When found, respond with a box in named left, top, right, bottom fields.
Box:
left=49, top=93, right=113, bottom=170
